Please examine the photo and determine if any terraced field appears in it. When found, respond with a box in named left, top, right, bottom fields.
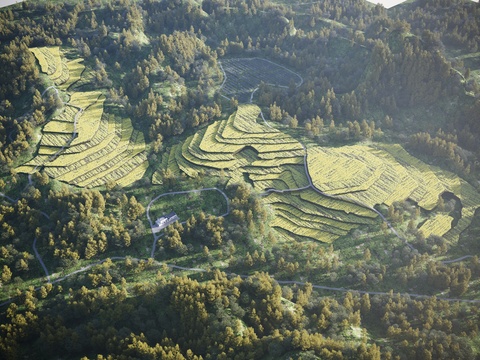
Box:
left=220, top=58, right=303, bottom=101
left=307, top=143, right=480, bottom=241
left=153, top=103, right=379, bottom=243
left=154, top=100, right=480, bottom=244
left=16, top=47, right=148, bottom=188
left=30, top=46, right=85, bottom=90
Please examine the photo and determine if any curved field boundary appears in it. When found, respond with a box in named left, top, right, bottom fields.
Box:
left=218, top=57, right=304, bottom=101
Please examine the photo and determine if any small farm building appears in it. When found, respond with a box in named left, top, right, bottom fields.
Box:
left=152, top=212, right=179, bottom=233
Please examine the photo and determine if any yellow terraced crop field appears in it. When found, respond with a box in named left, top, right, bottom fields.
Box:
left=59, top=58, right=85, bottom=90
left=18, top=48, right=147, bottom=188
left=69, top=94, right=105, bottom=146
left=43, top=120, right=75, bottom=134
left=30, top=47, right=84, bottom=88
left=152, top=104, right=388, bottom=243
left=307, top=144, right=447, bottom=209
left=419, top=214, right=454, bottom=238
left=30, top=47, right=62, bottom=76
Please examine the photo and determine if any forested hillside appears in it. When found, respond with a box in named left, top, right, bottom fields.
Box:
left=1, top=0, right=480, bottom=359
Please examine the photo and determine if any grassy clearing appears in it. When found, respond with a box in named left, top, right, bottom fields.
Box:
left=149, top=189, right=228, bottom=223
left=419, top=214, right=454, bottom=238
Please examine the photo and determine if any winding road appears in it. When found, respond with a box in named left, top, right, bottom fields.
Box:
left=146, top=187, right=230, bottom=258
left=0, top=59, right=478, bottom=309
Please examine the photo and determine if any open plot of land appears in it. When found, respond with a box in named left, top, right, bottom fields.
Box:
left=153, top=100, right=480, bottom=244
left=219, top=58, right=303, bottom=101
left=264, top=190, right=378, bottom=243
left=149, top=189, right=228, bottom=223
left=307, top=143, right=480, bottom=241
left=17, top=47, right=148, bottom=188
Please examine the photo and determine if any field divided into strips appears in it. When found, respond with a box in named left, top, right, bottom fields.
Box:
left=220, top=58, right=303, bottom=101
left=307, top=143, right=480, bottom=241
left=30, top=47, right=85, bottom=89
left=264, top=191, right=377, bottom=243
left=17, top=47, right=147, bottom=188
left=419, top=214, right=454, bottom=238
left=154, top=104, right=306, bottom=188
left=153, top=103, right=380, bottom=243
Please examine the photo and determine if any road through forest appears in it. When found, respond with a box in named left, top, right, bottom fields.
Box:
left=0, top=61, right=478, bottom=308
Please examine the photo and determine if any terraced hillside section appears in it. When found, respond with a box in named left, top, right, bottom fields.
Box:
left=155, top=104, right=305, bottom=189
left=153, top=104, right=378, bottom=243
left=264, top=190, right=377, bottom=243
left=30, top=46, right=85, bottom=90
left=17, top=47, right=148, bottom=188
left=220, top=58, right=303, bottom=102
left=307, top=144, right=480, bottom=241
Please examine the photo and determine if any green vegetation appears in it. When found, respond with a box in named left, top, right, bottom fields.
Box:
left=149, top=188, right=228, bottom=222
left=1, top=0, right=480, bottom=359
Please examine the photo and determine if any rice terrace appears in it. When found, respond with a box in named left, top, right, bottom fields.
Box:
left=2, top=1, right=480, bottom=358
left=17, top=47, right=479, bottom=251
left=16, top=47, right=148, bottom=188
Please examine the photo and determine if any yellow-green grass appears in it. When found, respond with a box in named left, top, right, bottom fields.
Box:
left=188, top=128, right=236, bottom=161
left=43, top=120, right=75, bottom=134
left=249, top=165, right=308, bottom=189
left=69, top=90, right=103, bottom=110
left=218, top=106, right=299, bottom=144
left=166, top=144, right=183, bottom=177
left=44, top=125, right=124, bottom=172
left=69, top=93, right=105, bottom=146
left=19, top=49, right=147, bottom=188
left=307, top=143, right=480, bottom=242
left=63, top=114, right=114, bottom=154
left=38, top=147, right=60, bottom=156
left=15, top=164, right=37, bottom=174
left=52, top=128, right=143, bottom=183
left=154, top=105, right=306, bottom=190
left=30, top=47, right=62, bottom=77
left=54, top=105, right=80, bottom=123
left=115, top=160, right=149, bottom=188
left=258, top=149, right=305, bottom=159
left=58, top=58, right=85, bottom=90
left=271, top=202, right=359, bottom=232
left=30, top=47, right=84, bottom=88
left=269, top=215, right=340, bottom=243
left=199, top=120, right=244, bottom=154
left=307, top=144, right=446, bottom=209
left=81, top=152, right=148, bottom=188
left=20, top=101, right=146, bottom=189
left=274, top=207, right=349, bottom=237
left=182, top=134, right=240, bottom=170
left=263, top=191, right=377, bottom=243
left=222, top=104, right=287, bottom=139
left=39, top=133, right=72, bottom=147
left=299, top=189, right=377, bottom=219
left=380, top=144, right=480, bottom=242
left=419, top=214, right=454, bottom=238
left=264, top=192, right=376, bottom=225
left=250, top=156, right=304, bottom=168
left=67, top=132, right=146, bottom=187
